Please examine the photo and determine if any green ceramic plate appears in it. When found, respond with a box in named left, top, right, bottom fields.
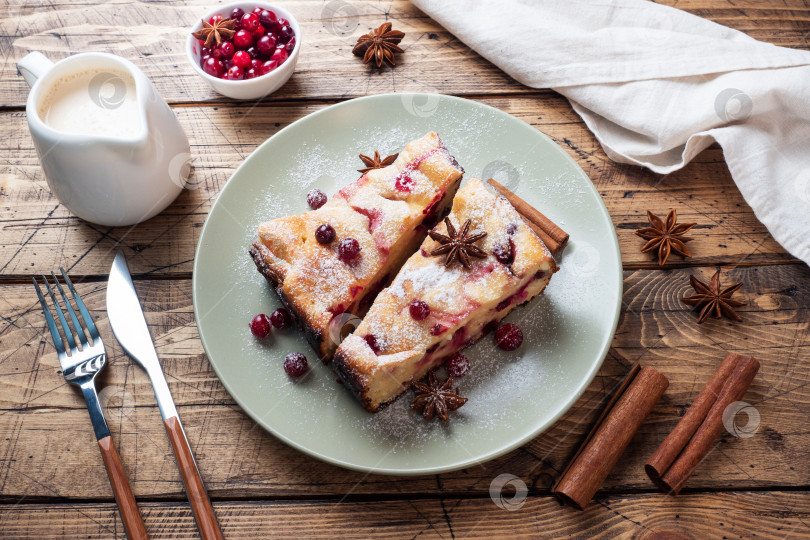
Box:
left=193, top=93, right=622, bottom=475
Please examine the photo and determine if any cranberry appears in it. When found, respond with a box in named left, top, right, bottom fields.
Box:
left=261, top=59, right=280, bottom=74
left=430, top=323, right=447, bottom=336
left=245, top=67, right=260, bottom=79
left=283, top=352, right=308, bottom=377
left=250, top=59, right=263, bottom=72
left=252, top=25, right=265, bottom=39
left=230, top=7, right=245, bottom=21
left=245, top=46, right=259, bottom=59
left=212, top=41, right=234, bottom=60
left=232, top=50, right=251, bottom=68
left=285, top=36, right=296, bottom=54
left=257, top=34, right=277, bottom=55
left=315, top=224, right=336, bottom=244
left=252, top=6, right=264, bottom=14
left=409, top=299, right=431, bottom=321
left=208, top=14, right=223, bottom=25
left=270, top=47, right=288, bottom=64
left=494, top=323, right=523, bottom=351
left=202, top=57, right=225, bottom=78
left=495, top=298, right=511, bottom=311
left=201, top=46, right=211, bottom=58
left=249, top=314, right=272, bottom=338
left=493, top=241, right=515, bottom=265
left=233, top=29, right=253, bottom=49
left=534, top=270, right=547, bottom=280
left=225, top=65, right=245, bottom=80
left=278, top=17, right=290, bottom=26
left=270, top=308, right=292, bottom=329
left=259, top=9, right=278, bottom=31
left=338, top=238, right=361, bottom=263
left=364, top=334, right=381, bottom=353
left=446, top=353, right=470, bottom=378
left=278, top=25, right=294, bottom=44
left=241, top=12, right=260, bottom=32
left=306, top=188, right=327, bottom=209
left=507, top=223, right=518, bottom=235
left=200, top=54, right=212, bottom=66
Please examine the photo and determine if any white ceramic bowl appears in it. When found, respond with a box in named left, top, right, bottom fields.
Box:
left=187, top=1, right=300, bottom=100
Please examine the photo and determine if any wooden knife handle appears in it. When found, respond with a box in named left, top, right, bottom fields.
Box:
left=164, top=416, right=223, bottom=540
left=98, top=436, right=148, bottom=540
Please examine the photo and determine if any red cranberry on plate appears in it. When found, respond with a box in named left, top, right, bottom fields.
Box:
left=209, top=14, right=223, bottom=25
left=409, top=299, right=431, bottom=321
left=307, top=188, right=327, bottom=209
left=270, top=308, right=292, bottom=329
left=315, top=224, right=336, bottom=244
left=283, top=352, right=308, bottom=377
left=245, top=67, right=260, bottom=79
left=338, top=238, right=361, bottom=263
left=494, top=323, right=523, bottom=351
left=249, top=313, right=272, bottom=338
left=446, top=353, right=470, bottom=378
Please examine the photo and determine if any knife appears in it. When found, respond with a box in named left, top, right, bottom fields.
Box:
left=107, top=250, right=223, bottom=540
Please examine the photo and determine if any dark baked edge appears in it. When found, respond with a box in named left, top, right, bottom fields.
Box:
left=249, top=244, right=327, bottom=359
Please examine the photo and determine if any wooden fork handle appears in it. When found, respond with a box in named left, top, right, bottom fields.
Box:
left=98, top=436, right=148, bottom=540
left=164, top=416, right=223, bottom=540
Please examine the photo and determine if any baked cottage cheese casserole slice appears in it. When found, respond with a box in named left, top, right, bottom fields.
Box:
left=249, top=133, right=464, bottom=361
left=333, top=177, right=559, bottom=412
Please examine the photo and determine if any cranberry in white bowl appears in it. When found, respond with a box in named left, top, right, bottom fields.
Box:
left=187, top=1, right=300, bottom=100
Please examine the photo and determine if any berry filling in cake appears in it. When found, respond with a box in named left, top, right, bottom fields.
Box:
left=333, top=177, right=558, bottom=412
left=249, top=132, right=464, bottom=362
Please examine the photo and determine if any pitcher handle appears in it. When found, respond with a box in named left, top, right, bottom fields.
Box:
left=18, top=52, right=54, bottom=88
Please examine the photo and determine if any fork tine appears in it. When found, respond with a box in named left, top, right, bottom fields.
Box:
left=42, top=274, right=77, bottom=352
left=60, top=267, right=99, bottom=341
left=51, top=271, right=88, bottom=346
left=33, top=277, right=66, bottom=355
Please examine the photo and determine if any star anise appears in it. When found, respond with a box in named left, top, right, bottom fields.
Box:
left=411, top=370, right=468, bottom=421
left=358, top=151, right=398, bottom=174
left=352, top=22, right=405, bottom=68
left=681, top=269, right=746, bottom=324
left=192, top=18, right=237, bottom=48
left=428, top=218, right=487, bottom=269
left=635, top=209, right=696, bottom=266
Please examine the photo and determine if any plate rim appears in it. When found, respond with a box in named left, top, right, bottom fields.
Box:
left=192, top=92, right=623, bottom=475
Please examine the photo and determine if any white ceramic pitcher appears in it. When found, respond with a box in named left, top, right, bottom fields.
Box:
left=18, top=51, right=191, bottom=227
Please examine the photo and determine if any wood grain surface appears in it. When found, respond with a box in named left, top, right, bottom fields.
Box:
left=2, top=0, right=809, bottom=537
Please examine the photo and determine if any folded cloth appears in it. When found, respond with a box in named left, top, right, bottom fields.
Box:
left=412, top=0, right=810, bottom=265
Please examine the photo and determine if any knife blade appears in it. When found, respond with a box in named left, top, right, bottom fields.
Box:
left=107, top=250, right=223, bottom=540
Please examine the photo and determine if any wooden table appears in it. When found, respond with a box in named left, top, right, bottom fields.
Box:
left=2, top=1, right=809, bottom=537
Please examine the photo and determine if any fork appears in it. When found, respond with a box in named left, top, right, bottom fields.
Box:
left=34, top=269, right=148, bottom=540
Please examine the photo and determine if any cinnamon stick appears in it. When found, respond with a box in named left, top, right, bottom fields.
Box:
left=486, top=178, right=570, bottom=256
left=552, top=364, right=669, bottom=510
left=647, top=353, right=759, bottom=494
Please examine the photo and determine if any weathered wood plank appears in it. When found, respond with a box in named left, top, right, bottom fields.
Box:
left=1, top=491, right=809, bottom=539
left=0, top=97, right=792, bottom=278
left=2, top=0, right=809, bottom=107
left=0, top=264, right=807, bottom=500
